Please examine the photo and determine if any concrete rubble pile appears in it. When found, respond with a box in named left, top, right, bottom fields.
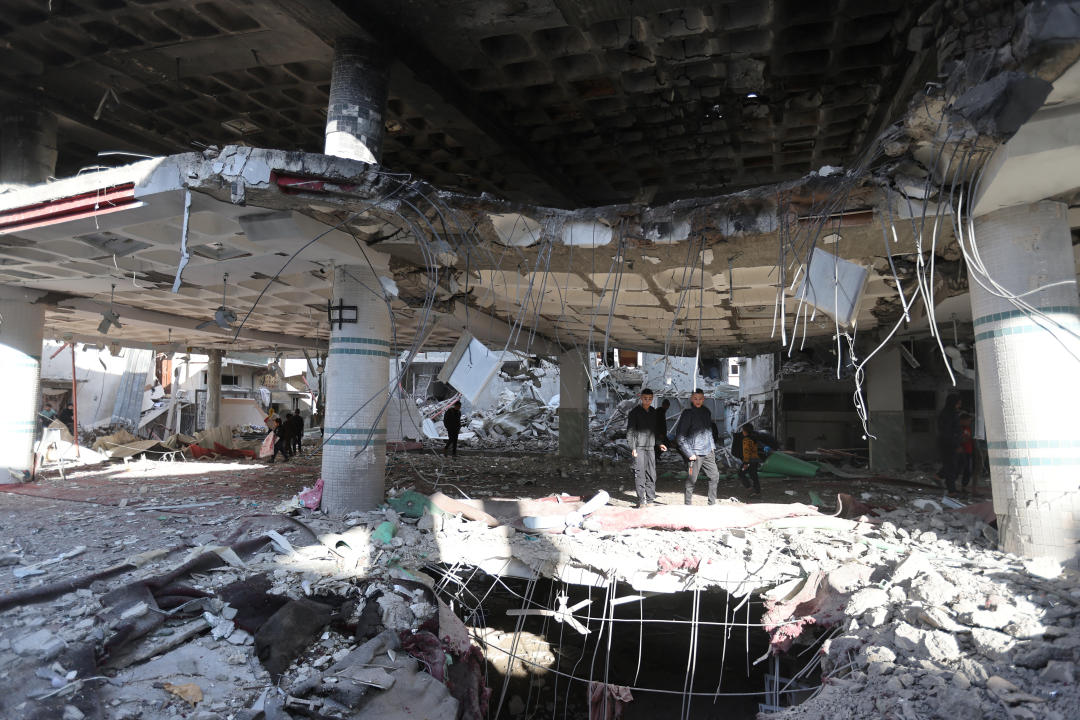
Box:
left=0, top=505, right=485, bottom=720
left=1, top=486, right=1078, bottom=719
left=766, top=502, right=1080, bottom=720
left=460, top=388, right=560, bottom=452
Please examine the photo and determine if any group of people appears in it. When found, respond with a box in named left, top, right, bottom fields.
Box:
left=39, top=402, right=75, bottom=434
left=268, top=411, right=304, bottom=463
left=627, top=388, right=765, bottom=508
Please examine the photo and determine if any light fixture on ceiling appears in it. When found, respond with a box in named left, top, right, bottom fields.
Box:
left=196, top=273, right=238, bottom=331
left=97, top=284, right=122, bottom=335
left=746, top=92, right=759, bottom=99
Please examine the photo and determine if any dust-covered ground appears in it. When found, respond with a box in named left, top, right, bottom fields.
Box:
left=1, top=441, right=1074, bottom=720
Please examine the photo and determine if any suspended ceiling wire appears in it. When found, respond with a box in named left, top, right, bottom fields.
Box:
left=663, top=225, right=703, bottom=359
left=600, top=224, right=629, bottom=366
left=954, top=147, right=1080, bottom=356
left=492, top=571, right=539, bottom=719
left=422, top=564, right=831, bottom=708
left=229, top=179, right=411, bottom=343
left=316, top=186, right=460, bottom=452
left=680, top=588, right=702, bottom=720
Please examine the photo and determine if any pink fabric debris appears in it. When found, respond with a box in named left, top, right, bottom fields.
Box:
left=588, top=502, right=824, bottom=532
left=297, top=477, right=323, bottom=509
left=761, top=569, right=850, bottom=653
left=589, top=682, right=633, bottom=720
left=258, top=434, right=274, bottom=459
left=657, top=555, right=701, bottom=574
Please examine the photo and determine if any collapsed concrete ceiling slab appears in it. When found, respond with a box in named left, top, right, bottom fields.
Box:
left=0, top=144, right=944, bottom=355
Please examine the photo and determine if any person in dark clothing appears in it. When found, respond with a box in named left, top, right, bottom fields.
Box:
left=268, top=417, right=291, bottom=463
left=290, top=413, right=304, bottom=455
left=443, top=401, right=462, bottom=457
left=627, top=388, right=667, bottom=508
left=734, top=423, right=762, bottom=497
left=58, top=403, right=75, bottom=434
left=674, top=389, right=720, bottom=505
left=959, top=414, right=974, bottom=493
left=937, top=394, right=963, bottom=493
left=655, top=398, right=671, bottom=468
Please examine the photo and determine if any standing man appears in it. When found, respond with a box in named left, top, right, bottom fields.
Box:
left=58, top=402, right=75, bottom=435
left=936, top=394, right=963, bottom=494
left=627, top=388, right=666, bottom=508
left=674, top=389, right=721, bottom=505
left=290, top=412, right=304, bottom=455
left=443, top=400, right=462, bottom=457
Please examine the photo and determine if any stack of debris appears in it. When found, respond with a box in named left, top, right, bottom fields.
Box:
left=1, top=483, right=1078, bottom=719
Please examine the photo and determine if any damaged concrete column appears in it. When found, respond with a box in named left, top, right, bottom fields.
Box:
left=866, top=344, right=906, bottom=472
left=558, top=348, right=589, bottom=459
left=0, top=106, right=57, bottom=189
left=0, top=286, right=44, bottom=482
left=206, top=349, right=223, bottom=429
left=321, top=265, right=391, bottom=512
left=970, top=201, right=1080, bottom=568
left=324, top=37, right=389, bottom=164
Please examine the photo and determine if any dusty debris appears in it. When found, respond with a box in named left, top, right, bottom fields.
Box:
left=162, top=681, right=203, bottom=706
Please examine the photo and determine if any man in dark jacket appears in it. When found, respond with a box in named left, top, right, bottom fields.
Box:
left=627, top=388, right=666, bottom=508
left=443, top=400, right=462, bottom=457
left=937, top=394, right=963, bottom=493
left=674, top=389, right=720, bottom=505
left=289, top=412, right=304, bottom=455
left=58, top=403, right=75, bottom=434
left=268, top=417, right=292, bottom=463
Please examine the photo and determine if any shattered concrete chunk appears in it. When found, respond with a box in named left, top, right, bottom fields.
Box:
left=847, top=587, right=889, bottom=617
left=1039, top=660, right=1075, bottom=684
left=12, top=628, right=65, bottom=659
left=970, top=627, right=1015, bottom=661
left=909, top=570, right=958, bottom=605
left=1012, top=641, right=1071, bottom=669
left=892, top=551, right=932, bottom=584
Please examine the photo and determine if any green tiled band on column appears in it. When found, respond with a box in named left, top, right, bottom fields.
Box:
left=988, top=456, right=1080, bottom=467
left=329, top=336, right=394, bottom=358
left=972, top=306, right=1078, bottom=328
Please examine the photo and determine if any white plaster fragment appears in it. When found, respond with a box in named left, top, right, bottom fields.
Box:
left=560, top=221, right=612, bottom=247
left=491, top=213, right=542, bottom=247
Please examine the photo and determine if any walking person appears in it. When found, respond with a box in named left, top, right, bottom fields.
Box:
left=959, top=414, right=974, bottom=494
left=268, top=417, right=291, bottom=463
left=443, top=400, right=462, bottom=457
left=290, top=412, right=304, bottom=455
left=58, top=403, right=75, bottom=435
left=674, top=389, right=721, bottom=505
left=627, top=388, right=666, bottom=508
left=936, top=394, right=963, bottom=494
left=734, top=423, right=762, bottom=497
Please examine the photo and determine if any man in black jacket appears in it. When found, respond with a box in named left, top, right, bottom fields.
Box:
left=937, top=394, right=963, bottom=493
left=674, top=390, right=720, bottom=505
left=627, top=388, right=666, bottom=508
left=289, top=412, right=304, bottom=455
left=443, top=400, right=462, bottom=457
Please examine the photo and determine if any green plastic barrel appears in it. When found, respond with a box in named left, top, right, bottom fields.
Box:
left=760, top=451, right=818, bottom=477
